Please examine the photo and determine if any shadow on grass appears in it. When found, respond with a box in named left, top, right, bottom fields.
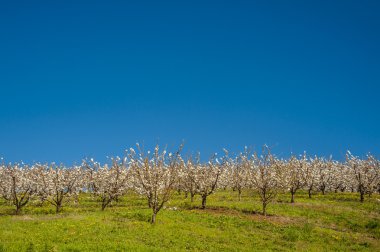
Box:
left=183, top=205, right=275, bottom=217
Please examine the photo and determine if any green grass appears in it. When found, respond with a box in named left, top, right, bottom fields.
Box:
left=0, top=191, right=379, bottom=251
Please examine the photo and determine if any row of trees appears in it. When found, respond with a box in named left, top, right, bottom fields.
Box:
left=0, top=146, right=379, bottom=222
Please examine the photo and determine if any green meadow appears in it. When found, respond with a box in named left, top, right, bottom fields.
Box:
left=0, top=191, right=379, bottom=251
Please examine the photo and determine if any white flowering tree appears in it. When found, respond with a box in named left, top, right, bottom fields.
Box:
left=317, top=157, right=334, bottom=195
left=304, top=157, right=320, bottom=198
left=331, top=162, right=349, bottom=193
left=346, top=151, right=379, bottom=202
left=35, top=163, right=84, bottom=213
left=0, top=162, right=36, bottom=214
left=248, top=146, right=280, bottom=216
left=192, top=154, right=224, bottom=209
left=282, top=154, right=307, bottom=203
left=365, top=155, right=380, bottom=197
left=129, top=144, right=182, bottom=223
left=83, top=156, right=130, bottom=210
left=181, top=156, right=199, bottom=202
left=231, top=148, right=249, bottom=201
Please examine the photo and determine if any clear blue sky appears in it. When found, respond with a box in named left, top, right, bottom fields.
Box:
left=0, top=0, right=379, bottom=163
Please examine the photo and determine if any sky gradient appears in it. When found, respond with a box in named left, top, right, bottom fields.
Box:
left=1, top=0, right=379, bottom=164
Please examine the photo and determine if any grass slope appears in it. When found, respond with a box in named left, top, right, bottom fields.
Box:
left=0, top=191, right=379, bottom=251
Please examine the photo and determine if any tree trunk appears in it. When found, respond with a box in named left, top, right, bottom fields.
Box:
left=360, top=191, right=365, bottom=202
left=56, top=203, right=62, bottom=213
left=15, top=205, right=21, bottom=215
left=101, top=201, right=107, bottom=211
left=262, top=202, right=267, bottom=216
left=238, top=189, right=242, bottom=201
left=290, top=191, right=295, bottom=203
left=151, top=213, right=156, bottom=224
left=308, top=188, right=312, bottom=199
left=201, top=195, right=207, bottom=209
left=190, top=193, right=195, bottom=203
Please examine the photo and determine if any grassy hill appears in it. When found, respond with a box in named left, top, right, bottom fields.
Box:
left=0, top=191, right=379, bottom=251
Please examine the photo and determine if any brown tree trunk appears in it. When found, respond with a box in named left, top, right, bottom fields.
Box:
left=101, top=200, right=107, bottom=211
left=201, top=195, right=207, bottom=209
left=148, top=196, right=152, bottom=208
left=262, top=202, right=267, bottom=216
left=291, top=191, right=295, bottom=203
left=151, top=213, right=156, bottom=224
left=321, top=187, right=326, bottom=195
left=56, top=202, right=62, bottom=213
left=15, top=205, right=21, bottom=215
left=360, top=191, right=365, bottom=202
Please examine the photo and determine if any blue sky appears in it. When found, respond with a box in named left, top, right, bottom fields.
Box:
left=0, top=0, right=379, bottom=163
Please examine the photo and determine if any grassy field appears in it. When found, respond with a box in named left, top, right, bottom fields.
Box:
left=0, top=190, right=379, bottom=251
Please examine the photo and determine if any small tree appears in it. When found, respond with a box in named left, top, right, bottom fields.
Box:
left=36, top=163, right=83, bottom=213
left=84, top=157, right=130, bottom=210
left=317, top=157, right=334, bottom=195
left=305, top=157, right=320, bottom=198
left=182, top=157, right=199, bottom=202
left=346, top=151, right=379, bottom=202
left=0, top=163, right=36, bottom=214
left=248, top=146, right=279, bottom=216
left=193, top=154, right=224, bottom=209
left=331, top=162, right=349, bottom=193
left=231, top=148, right=249, bottom=201
left=130, top=144, right=182, bottom=223
left=283, top=154, right=307, bottom=203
